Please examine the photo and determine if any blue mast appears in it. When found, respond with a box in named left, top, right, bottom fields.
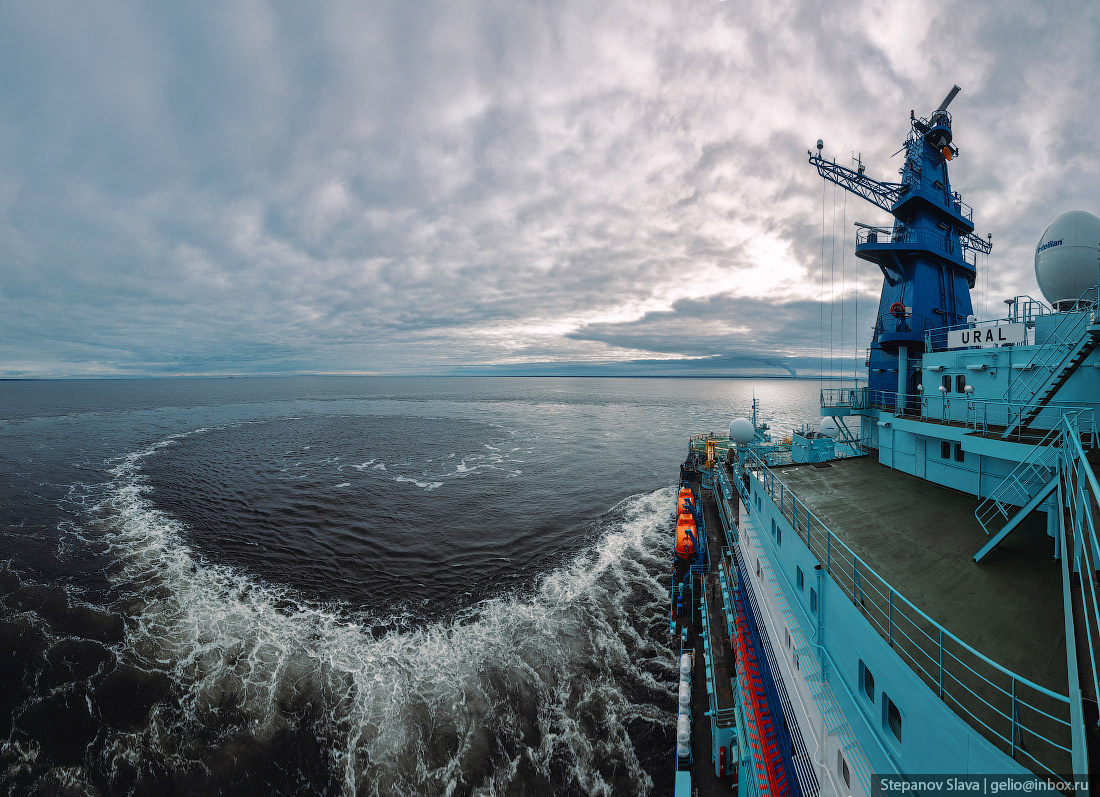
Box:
left=809, top=86, right=992, bottom=407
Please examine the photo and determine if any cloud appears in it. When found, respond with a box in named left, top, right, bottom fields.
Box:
left=0, top=0, right=1095, bottom=376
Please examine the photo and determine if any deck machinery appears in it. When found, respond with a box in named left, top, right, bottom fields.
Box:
left=670, top=87, right=1098, bottom=795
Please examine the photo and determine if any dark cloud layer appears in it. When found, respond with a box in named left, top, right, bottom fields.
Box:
left=1, top=0, right=1095, bottom=377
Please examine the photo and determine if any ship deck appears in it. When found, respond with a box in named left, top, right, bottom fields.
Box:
left=773, top=456, right=1067, bottom=694
left=674, top=473, right=739, bottom=796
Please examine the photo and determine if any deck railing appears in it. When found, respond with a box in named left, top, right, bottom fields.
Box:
left=742, top=448, right=1074, bottom=780
left=829, top=387, right=1099, bottom=446
left=856, top=225, right=976, bottom=267
left=700, top=560, right=738, bottom=728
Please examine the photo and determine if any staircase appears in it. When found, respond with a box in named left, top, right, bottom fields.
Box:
left=975, top=425, right=1061, bottom=535
left=974, top=415, right=1100, bottom=774
left=1002, top=310, right=1100, bottom=439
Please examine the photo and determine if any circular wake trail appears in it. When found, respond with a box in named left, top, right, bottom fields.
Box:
left=73, top=434, right=678, bottom=795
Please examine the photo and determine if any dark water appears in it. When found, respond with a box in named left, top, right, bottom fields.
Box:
left=0, top=376, right=819, bottom=795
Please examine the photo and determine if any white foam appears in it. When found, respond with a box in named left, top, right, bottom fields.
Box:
left=343, top=459, right=377, bottom=472
left=335, top=482, right=351, bottom=488
left=392, top=476, right=443, bottom=491
left=87, top=433, right=675, bottom=795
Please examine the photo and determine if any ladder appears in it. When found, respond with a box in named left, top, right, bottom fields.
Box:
left=1002, top=310, right=1100, bottom=439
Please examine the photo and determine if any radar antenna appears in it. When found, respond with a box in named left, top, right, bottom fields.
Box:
left=935, top=85, right=961, bottom=115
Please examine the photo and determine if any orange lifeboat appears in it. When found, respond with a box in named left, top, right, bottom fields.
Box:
left=677, top=487, right=694, bottom=515
left=675, top=513, right=697, bottom=560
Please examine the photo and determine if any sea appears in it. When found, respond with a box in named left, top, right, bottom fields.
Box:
left=0, top=376, right=821, bottom=796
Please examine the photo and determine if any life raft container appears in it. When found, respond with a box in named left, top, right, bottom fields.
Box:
left=675, top=513, right=697, bottom=559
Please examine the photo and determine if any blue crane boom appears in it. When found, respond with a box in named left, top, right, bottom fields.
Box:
left=808, top=154, right=903, bottom=214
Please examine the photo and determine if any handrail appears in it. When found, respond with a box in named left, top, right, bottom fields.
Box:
left=897, top=168, right=974, bottom=223
left=1003, top=309, right=1093, bottom=407
left=875, top=311, right=937, bottom=340
left=1062, top=422, right=1100, bottom=731
left=856, top=225, right=976, bottom=267
left=742, top=447, right=1073, bottom=778
left=699, top=568, right=738, bottom=726
left=855, top=388, right=1098, bottom=444
left=974, top=423, right=1061, bottom=533
left=745, top=448, right=1067, bottom=701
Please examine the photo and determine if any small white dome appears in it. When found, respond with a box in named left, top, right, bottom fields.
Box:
left=818, top=418, right=840, bottom=438
left=729, top=418, right=754, bottom=444
left=1034, top=210, right=1100, bottom=308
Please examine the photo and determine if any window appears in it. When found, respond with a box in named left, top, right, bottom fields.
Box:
left=794, top=653, right=799, bottom=671
left=940, top=440, right=951, bottom=459
left=860, top=660, right=875, bottom=703
left=884, top=695, right=903, bottom=742
left=796, top=566, right=804, bottom=590
left=776, top=525, right=782, bottom=547
left=785, top=628, right=791, bottom=648
left=810, top=587, right=817, bottom=613
left=941, top=375, right=951, bottom=393
left=954, top=443, right=964, bottom=463
left=838, top=751, right=850, bottom=788
left=956, top=374, right=966, bottom=393
left=756, top=559, right=761, bottom=577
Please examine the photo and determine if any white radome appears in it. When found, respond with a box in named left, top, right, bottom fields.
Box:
left=1034, top=210, right=1100, bottom=308
left=729, top=418, right=754, bottom=444
left=818, top=417, right=840, bottom=438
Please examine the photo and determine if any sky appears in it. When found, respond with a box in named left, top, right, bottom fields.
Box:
left=2, top=0, right=1099, bottom=378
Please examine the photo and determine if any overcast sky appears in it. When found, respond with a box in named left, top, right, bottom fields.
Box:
left=2, top=0, right=1097, bottom=378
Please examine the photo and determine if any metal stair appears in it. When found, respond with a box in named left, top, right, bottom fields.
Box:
left=974, top=415, right=1100, bottom=775
left=975, top=425, right=1061, bottom=535
left=1002, top=310, right=1100, bottom=439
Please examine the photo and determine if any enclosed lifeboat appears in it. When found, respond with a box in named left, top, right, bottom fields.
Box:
left=675, top=512, right=697, bottom=560
left=676, top=486, right=694, bottom=515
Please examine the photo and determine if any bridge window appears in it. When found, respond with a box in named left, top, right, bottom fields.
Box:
left=884, top=695, right=903, bottom=742
left=954, top=443, right=964, bottom=463
left=796, top=566, right=804, bottom=590
left=956, top=374, right=966, bottom=393
left=941, top=375, right=951, bottom=393
left=860, top=660, right=875, bottom=704
left=776, top=525, right=782, bottom=547
left=838, top=751, right=850, bottom=788
left=940, top=440, right=951, bottom=459
left=810, top=587, right=817, bottom=613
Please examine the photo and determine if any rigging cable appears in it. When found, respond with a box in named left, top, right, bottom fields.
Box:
left=829, top=181, right=837, bottom=382
left=820, top=175, right=826, bottom=389
left=841, top=185, right=848, bottom=383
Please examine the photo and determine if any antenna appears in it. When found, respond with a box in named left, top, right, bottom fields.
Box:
left=935, top=85, right=961, bottom=114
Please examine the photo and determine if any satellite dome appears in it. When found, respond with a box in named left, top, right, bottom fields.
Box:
left=818, top=418, right=840, bottom=439
left=729, top=418, right=754, bottom=444
left=1034, top=210, right=1100, bottom=309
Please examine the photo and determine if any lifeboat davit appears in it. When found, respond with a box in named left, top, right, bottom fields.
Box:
left=677, top=487, right=694, bottom=514
left=675, top=513, right=697, bottom=560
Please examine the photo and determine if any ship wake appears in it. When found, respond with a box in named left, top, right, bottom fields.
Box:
left=43, top=434, right=678, bottom=795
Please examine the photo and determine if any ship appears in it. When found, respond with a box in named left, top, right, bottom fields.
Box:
left=669, top=86, right=1099, bottom=795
